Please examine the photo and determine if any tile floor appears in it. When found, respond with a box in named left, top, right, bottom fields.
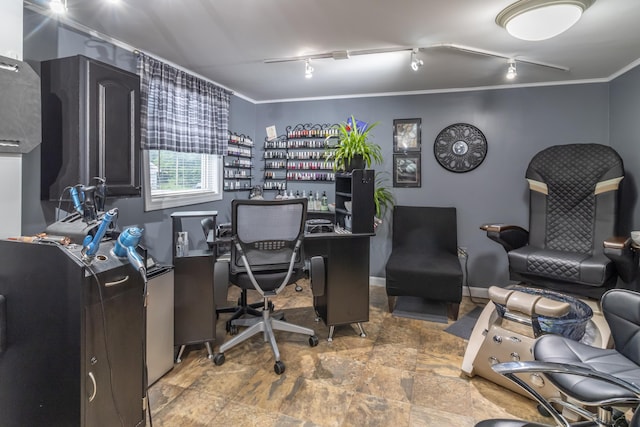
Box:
left=146, top=282, right=548, bottom=426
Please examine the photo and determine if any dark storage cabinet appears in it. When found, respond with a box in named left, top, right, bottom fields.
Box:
left=41, top=55, right=141, bottom=200
left=334, top=169, right=374, bottom=234
left=0, top=239, right=145, bottom=426
left=306, top=234, right=370, bottom=331
left=171, top=211, right=217, bottom=361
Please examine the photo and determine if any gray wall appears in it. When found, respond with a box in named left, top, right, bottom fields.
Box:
left=610, top=65, right=640, bottom=235
left=255, top=84, right=610, bottom=285
left=22, top=8, right=640, bottom=287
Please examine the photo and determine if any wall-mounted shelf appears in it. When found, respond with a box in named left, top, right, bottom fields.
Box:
left=262, top=123, right=338, bottom=190
left=224, top=133, right=253, bottom=191
left=286, top=123, right=337, bottom=182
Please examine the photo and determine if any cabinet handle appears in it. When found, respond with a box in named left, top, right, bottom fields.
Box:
left=105, top=276, right=129, bottom=287
left=87, top=372, right=97, bottom=402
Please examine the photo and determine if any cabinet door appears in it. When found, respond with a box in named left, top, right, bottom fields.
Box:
left=87, top=60, right=141, bottom=197
left=84, top=280, right=144, bottom=426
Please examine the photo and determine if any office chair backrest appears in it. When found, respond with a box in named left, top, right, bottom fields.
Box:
left=602, top=289, right=640, bottom=365
left=525, top=144, right=623, bottom=254
left=391, top=206, right=458, bottom=255
left=231, top=199, right=307, bottom=274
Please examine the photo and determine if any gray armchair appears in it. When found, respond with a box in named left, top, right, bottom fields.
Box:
left=476, top=289, right=640, bottom=427
left=482, top=144, right=637, bottom=299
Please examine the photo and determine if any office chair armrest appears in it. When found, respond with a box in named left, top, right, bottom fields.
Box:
left=604, top=236, right=638, bottom=283
left=480, top=224, right=529, bottom=252
left=491, top=361, right=640, bottom=427
left=310, top=256, right=325, bottom=297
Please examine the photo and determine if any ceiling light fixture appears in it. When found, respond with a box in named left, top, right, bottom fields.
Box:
left=49, top=0, right=68, bottom=14
left=410, top=49, right=424, bottom=71
left=506, top=60, right=518, bottom=79
left=304, top=59, right=314, bottom=79
left=496, top=0, right=594, bottom=41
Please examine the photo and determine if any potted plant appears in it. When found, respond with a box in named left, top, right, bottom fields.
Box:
left=327, top=116, right=383, bottom=172
left=374, top=172, right=395, bottom=228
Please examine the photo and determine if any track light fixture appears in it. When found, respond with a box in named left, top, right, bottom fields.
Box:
left=410, top=49, right=424, bottom=71
left=49, top=0, right=67, bottom=14
left=304, top=59, right=314, bottom=79
left=496, top=0, right=595, bottom=41
left=506, top=60, right=518, bottom=79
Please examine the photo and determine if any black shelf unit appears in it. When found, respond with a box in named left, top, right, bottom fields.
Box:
left=334, top=169, right=375, bottom=234
left=224, top=133, right=253, bottom=192
left=262, top=134, right=288, bottom=191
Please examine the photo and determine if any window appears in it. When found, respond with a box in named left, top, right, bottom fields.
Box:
left=143, top=149, right=222, bottom=211
left=137, top=52, right=231, bottom=211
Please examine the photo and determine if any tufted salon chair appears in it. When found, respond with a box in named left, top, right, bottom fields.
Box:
left=385, top=206, right=463, bottom=320
left=475, top=289, right=640, bottom=427
left=212, top=199, right=319, bottom=374
left=482, top=144, right=636, bottom=300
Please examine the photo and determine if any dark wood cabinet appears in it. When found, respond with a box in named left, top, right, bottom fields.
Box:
left=0, top=239, right=145, bottom=426
left=41, top=55, right=141, bottom=200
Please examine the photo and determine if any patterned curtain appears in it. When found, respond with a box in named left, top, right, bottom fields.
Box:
left=137, top=52, right=231, bottom=155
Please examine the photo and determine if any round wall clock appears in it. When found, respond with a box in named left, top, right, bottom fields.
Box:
left=433, top=123, right=487, bottom=173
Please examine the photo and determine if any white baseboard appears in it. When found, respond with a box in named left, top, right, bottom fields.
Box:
left=369, top=276, right=490, bottom=299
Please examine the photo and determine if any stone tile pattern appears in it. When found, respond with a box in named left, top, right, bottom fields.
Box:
left=147, top=282, right=548, bottom=426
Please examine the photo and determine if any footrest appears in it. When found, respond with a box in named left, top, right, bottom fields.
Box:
left=489, top=286, right=570, bottom=318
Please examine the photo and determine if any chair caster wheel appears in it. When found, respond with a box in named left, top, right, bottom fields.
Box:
left=537, top=404, right=551, bottom=418
left=309, top=335, right=319, bottom=347
left=213, top=353, right=225, bottom=366
left=274, top=360, right=285, bottom=375
left=228, top=324, right=239, bottom=335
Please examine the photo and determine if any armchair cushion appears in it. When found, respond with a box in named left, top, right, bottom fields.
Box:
left=386, top=251, right=462, bottom=302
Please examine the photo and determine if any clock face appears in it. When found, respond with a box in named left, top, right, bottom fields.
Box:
left=433, top=123, right=487, bottom=173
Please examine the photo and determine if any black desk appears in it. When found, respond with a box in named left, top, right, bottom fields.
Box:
left=304, top=231, right=372, bottom=341
left=209, top=228, right=372, bottom=342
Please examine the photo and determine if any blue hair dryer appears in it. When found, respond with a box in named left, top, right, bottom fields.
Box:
left=82, top=208, right=118, bottom=262
left=70, top=185, right=84, bottom=215
left=112, top=227, right=146, bottom=276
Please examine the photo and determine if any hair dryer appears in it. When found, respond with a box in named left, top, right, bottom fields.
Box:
left=111, top=227, right=146, bottom=278
left=82, top=208, right=118, bottom=262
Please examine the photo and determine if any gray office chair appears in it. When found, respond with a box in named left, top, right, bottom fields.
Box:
left=212, top=199, right=319, bottom=374
left=476, top=289, right=640, bottom=427
left=202, top=217, right=265, bottom=329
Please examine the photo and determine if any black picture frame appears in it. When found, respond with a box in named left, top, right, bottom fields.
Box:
left=393, top=153, right=421, bottom=188
left=393, top=118, right=422, bottom=152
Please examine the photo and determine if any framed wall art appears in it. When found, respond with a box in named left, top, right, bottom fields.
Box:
left=393, top=153, right=421, bottom=188
left=393, top=118, right=421, bottom=152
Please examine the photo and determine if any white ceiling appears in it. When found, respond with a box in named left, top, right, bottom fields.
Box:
left=29, top=0, right=640, bottom=103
